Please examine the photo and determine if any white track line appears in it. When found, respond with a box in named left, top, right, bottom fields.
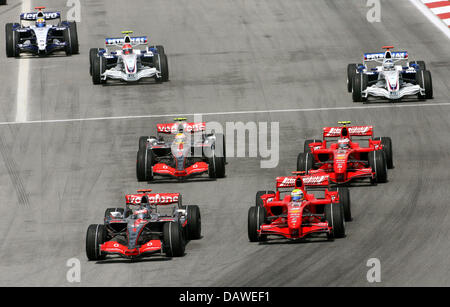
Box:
left=16, top=0, right=31, bottom=122
left=409, top=0, right=450, bottom=40
left=1, top=102, right=450, bottom=126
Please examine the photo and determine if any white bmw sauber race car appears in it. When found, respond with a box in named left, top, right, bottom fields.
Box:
left=347, top=46, right=433, bottom=102
left=89, top=31, right=169, bottom=85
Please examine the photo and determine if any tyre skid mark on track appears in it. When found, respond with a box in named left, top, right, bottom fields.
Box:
left=0, top=135, right=30, bottom=207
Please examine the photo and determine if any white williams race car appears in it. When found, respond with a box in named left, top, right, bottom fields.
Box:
left=347, top=46, right=433, bottom=102
left=5, top=6, right=78, bottom=57
left=89, top=31, right=169, bottom=85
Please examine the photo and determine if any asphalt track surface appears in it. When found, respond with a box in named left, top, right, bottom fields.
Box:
left=0, top=0, right=449, bottom=286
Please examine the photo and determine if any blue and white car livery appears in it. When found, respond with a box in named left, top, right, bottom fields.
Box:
left=90, top=31, right=169, bottom=84
left=348, top=46, right=433, bottom=102
left=5, top=7, right=78, bottom=57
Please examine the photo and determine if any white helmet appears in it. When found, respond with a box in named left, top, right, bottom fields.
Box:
left=383, top=59, right=395, bottom=71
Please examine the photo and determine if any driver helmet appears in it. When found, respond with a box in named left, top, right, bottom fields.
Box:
left=338, top=138, right=350, bottom=149
left=122, top=43, right=133, bottom=55
left=36, top=18, right=46, bottom=28
left=291, top=189, right=304, bottom=202
left=132, top=207, right=149, bottom=220
left=383, top=59, right=395, bottom=71
left=174, top=133, right=186, bottom=145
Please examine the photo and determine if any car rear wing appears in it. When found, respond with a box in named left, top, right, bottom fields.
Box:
left=157, top=122, right=206, bottom=134
left=20, top=11, right=61, bottom=21
left=126, top=192, right=180, bottom=205
left=323, top=126, right=373, bottom=138
left=105, top=36, right=148, bottom=47
left=276, top=174, right=330, bottom=190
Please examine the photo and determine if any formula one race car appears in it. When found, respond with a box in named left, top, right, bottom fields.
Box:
left=248, top=173, right=350, bottom=242
left=90, top=31, right=168, bottom=84
left=297, top=121, right=393, bottom=185
left=86, top=189, right=201, bottom=260
left=347, top=46, right=432, bottom=102
left=136, top=118, right=226, bottom=182
left=5, top=7, right=78, bottom=57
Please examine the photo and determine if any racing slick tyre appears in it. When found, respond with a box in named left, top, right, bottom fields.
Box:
left=63, top=28, right=73, bottom=56
left=369, top=150, right=388, bottom=184
left=89, top=48, right=99, bottom=76
left=86, top=224, right=107, bottom=261
left=154, top=53, right=169, bottom=82
left=5, top=23, right=20, bottom=57
left=68, top=21, right=79, bottom=54
left=163, top=222, right=185, bottom=257
left=215, top=133, right=226, bottom=164
left=352, top=73, right=368, bottom=102
left=374, top=137, right=393, bottom=169
left=139, top=136, right=149, bottom=151
left=297, top=152, right=314, bottom=174
left=208, top=151, right=225, bottom=179
left=416, top=70, right=433, bottom=100
left=337, top=187, right=352, bottom=222
left=184, top=205, right=201, bottom=240
left=304, top=139, right=321, bottom=154
left=104, top=208, right=125, bottom=221
left=0, top=1, right=7, bottom=5
left=136, top=148, right=153, bottom=182
left=248, top=206, right=267, bottom=242
left=410, top=60, right=426, bottom=71
left=347, top=64, right=358, bottom=93
left=92, top=55, right=106, bottom=84
left=255, top=190, right=275, bottom=208
left=325, top=203, right=345, bottom=239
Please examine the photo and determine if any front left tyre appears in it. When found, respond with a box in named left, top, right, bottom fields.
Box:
left=248, top=206, right=267, bottom=242
left=86, top=224, right=107, bottom=261
left=5, top=23, right=20, bottom=57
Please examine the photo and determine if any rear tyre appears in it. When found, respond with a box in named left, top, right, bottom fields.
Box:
left=369, top=150, right=388, bottom=183
left=325, top=203, right=345, bottom=239
left=297, top=152, right=314, bottom=174
left=337, top=187, right=352, bottom=222
left=352, top=73, right=368, bottom=102
left=136, top=149, right=153, bottom=182
left=410, top=60, right=426, bottom=71
left=347, top=63, right=357, bottom=93
left=248, top=206, right=267, bottom=242
left=86, top=224, right=107, bottom=261
left=5, top=23, right=19, bottom=57
left=163, top=222, right=185, bottom=257
left=139, top=136, right=149, bottom=151
left=213, top=139, right=226, bottom=178
left=89, top=48, right=99, bottom=76
left=255, top=190, right=275, bottom=208
left=92, top=55, right=106, bottom=84
left=184, top=205, right=201, bottom=240
left=374, top=137, right=393, bottom=169
left=68, top=21, right=79, bottom=54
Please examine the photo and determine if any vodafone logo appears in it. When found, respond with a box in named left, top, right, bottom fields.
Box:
left=148, top=194, right=179, bottom=204
left=157, top=123, right=206, bottom=134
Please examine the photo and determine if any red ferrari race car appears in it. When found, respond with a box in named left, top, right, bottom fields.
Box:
left=297, top=121, right=393, bottom=185
left=248, top=173, right=351, bottom=242
left=86, top=189, right=201, bottom=260
left=136, top=118, right=226, bottom=182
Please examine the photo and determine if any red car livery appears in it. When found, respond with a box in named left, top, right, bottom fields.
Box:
left=248, top=173, right=351, bottom=242
left=297, top=122, right=393, bottom=185
left=136, top=118, right=226, bottom=181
